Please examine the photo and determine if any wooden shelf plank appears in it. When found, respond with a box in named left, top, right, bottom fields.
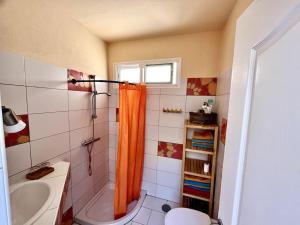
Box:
left=182, top=193, right=210, bottom=202
left=185, top=120, right=218, bottom=130
left=184, top=171, right=212, bottom=179
left=184, top=158, right=211, bottom=177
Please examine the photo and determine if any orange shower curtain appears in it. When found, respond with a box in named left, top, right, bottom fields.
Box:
left=114, top=82, right=146, bottom=219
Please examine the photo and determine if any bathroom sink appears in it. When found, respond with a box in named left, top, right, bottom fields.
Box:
left=10, top=180, right=55, bottom=225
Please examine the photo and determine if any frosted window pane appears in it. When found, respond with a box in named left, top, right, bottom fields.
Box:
left=119, top=67, right=140, bottom=83
left=145, top=64, right=172, bottom=83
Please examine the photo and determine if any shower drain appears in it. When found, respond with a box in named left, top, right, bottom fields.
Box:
left=162, top=204, right=171, bottom=213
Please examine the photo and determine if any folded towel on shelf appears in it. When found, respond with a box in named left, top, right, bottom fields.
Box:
left=184, top=180, right=211, bottom=187
left=191, top=144, right=213, bottom=149
left=185, top=175, right=211, bottom=183
left=191, top=139, right=214, bottom=144
left=183, top=186, right=210, bottom=199
left=192, top=131, right=213, bottom=140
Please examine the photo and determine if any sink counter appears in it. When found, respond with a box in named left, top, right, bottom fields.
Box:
left=10, top=161, right=70, bottom=225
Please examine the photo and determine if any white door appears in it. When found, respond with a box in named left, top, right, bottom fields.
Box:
left=219, top=1, right=300, bottom=225
left=0, top=94, right=12, bottom=225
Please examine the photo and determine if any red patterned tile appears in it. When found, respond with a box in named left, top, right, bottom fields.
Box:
left=60, top=207, right=73, bottom=225
left=221, top=118, right=227, bottom=145
left=158, top=141, right=183, bottom=160
left=186, top=78, right=217, bottom=96
left=4, top=114, right=30, bottom=147
left=67, top=69, right=92, bottom=92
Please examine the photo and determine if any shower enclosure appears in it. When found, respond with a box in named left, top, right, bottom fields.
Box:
left=69, top=77, right=146, bottom=225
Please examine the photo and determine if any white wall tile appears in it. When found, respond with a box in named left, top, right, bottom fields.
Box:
left=159, top=95, right=186, bottom=112
left=147, top=88, right=161, bottom=95
left=155, top=185, right=180, bottom=203
left=70, top=126, right=93, bottom=150
left=109, top=148, right=116, bottom=161
left=109, top=134, right=117, bottom=148
left=96, top=95, right=108, bottom=109
left=29, top=112, right=69, bottom=140
left=145, top=140, right=158, bottom=155
left=144, top=154, right=157, bottom=170
left=143, top=168, right=156, bottom=183
left=145, top=125, right=159, bottom=141
left=109, top=94, right=119, bottom=108
left=157, top=171, right=181, bottom=190
left=70, top=146, right=89, bottom=169
left=95, top=78, right=108, bottom=93
left=30, top=132, right=70, bottom=165
left=147, top=95, right=160, bottom=110
left=25, top=58, right=67, bottom=89
left=92, top=135, right=109, bottom=156
left=72, top=175, right=93, bottom=202
left=109, top=172, right=116, bottom=182
left=94, top=108, right=109, bottom=124
left=6, top=143, right=31, bottom=176
left=109, top=108, right=116, bottom=122
left=71, top=161, right=90, bottom=186
left=0, top=51, right=25, bottom=85
left=160, top=77, right=187, bottom=96
left=159, top=127, right=183, bottom=144
left=69, top=91, right=91, bottom=111
left=185, top=95, right=216, bottom=113
left=157, top=157, right=182, bottom=174
left=109, top=122, right=117, bottom=135
left=27, top=87, right=68, bottom=113
left=109, top=159, right=116, bottom=174
left=94, top=122, right=109, bottom=138
left=73, top=187, right=94, bottom=215
left=69, top=110, right=91, bottom=131
left=0, top=84, right=27, bottom=114
left=142, top=181, right=156, bottom=196
left=93, top=149, right=109, bottom=169
left=159, top=112, right=185, bottom=128
left=146, top=110, right=159, bottom=126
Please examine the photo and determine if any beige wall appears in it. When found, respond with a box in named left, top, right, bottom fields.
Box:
left=218, top=0, right=254, bottom=74
left=0, top=0, right=107, bottom=77
left=108, top=31, right=221, bottom=78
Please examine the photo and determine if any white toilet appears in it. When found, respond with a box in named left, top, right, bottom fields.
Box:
left=165, top=208, right=211, bottom=225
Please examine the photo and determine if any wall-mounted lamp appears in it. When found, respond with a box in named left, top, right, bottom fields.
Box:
left=2, top=106, right=26, bottom=133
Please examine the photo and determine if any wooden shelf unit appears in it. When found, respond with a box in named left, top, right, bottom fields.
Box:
left=180, top=120, right=218, bottom=216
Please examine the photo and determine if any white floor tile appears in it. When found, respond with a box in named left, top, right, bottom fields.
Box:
left=148, top=211, right=165, bottom=225
left=133, top=207, right=151, bottom=224
left=167, top=200, right=179, bottom=209
left=143, top=195, right=167, bottom=213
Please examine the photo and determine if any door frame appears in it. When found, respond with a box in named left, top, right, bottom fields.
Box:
left=218, top=1, right=300, bottom=225
left=0, top=93, right=12, bottom=225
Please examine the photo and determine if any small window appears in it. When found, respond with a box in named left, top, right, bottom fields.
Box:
left=145, top=63, right=173, bottom=84
left=118, top=65, right=141, bottom=83
left=115, top=58, right=181, bottom=87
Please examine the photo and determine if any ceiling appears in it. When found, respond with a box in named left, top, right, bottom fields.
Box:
left=1, top=0, right=237, bottom=43
left=55, top=0, right=237, bottom=42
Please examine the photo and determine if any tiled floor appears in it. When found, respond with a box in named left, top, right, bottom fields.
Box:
left=73, top=195, right=178, bottom=225
left=126, top=195, right=179, bottom=225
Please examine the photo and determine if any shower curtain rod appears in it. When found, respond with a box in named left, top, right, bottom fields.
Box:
left=69, top=78, right=136, bottom=85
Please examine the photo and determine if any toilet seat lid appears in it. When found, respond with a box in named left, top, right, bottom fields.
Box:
left=165, top=208, right=211, bottom=225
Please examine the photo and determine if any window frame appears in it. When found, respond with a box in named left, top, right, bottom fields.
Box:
left=113, top=58, right=181, bottom=88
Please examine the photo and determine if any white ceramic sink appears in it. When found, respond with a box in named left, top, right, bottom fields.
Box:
left=10, top=180, right=55, bottom=225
